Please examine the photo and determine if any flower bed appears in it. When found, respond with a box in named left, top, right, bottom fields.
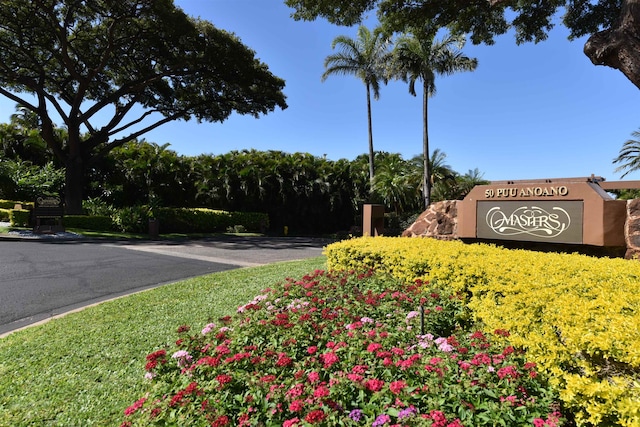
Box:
left=121, top=270, right=563, bottom=426
left=324, top=237, right=640, bottom=426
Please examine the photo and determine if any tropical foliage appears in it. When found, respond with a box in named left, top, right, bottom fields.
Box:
left=1, top=139, right=485, bottom=233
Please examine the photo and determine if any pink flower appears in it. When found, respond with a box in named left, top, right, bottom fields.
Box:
left=283, top=417, right=300, bottom=427
left=367, top=343, right=383, bottom=353
left=201, top=323, right=215, bottom=335
left=347, top=373, right=363, bottom=382
left=288, top=400, right=304, bottom=412
left=319, top=351, right=339, bottom=368
left=307, top=371, right=320, bottom=383
left=352, top=365, right=368, bottom=374
left=389, top=380, right=407, bottom=394
left=307, top=346, right=318, bottom=354
left=497, top=365, right=520, bottom=380
left=313, top=385, right=330, bottom=398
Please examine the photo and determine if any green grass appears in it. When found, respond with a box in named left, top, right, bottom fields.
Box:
left=0, top=256, right=326, bottom=427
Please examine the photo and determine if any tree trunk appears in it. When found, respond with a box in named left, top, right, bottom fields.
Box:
left=422, top=80, right=431, bottom=209
left=64, top=154, right=85, bottom=215
left=366, top=82, right=375, bottom=187
left=584, top=0, right=640, bottom=90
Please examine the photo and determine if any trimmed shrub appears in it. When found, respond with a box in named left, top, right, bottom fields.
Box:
left=0, top=208, right=9, bottom=222
left=9, top=209, right=30, bottom=227
left=0, top=199, right=33, bottom=209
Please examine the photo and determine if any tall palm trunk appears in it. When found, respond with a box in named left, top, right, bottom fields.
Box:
left=366, top=82, right=375, bottom=187
left=422, top=79, right=431, bottom=209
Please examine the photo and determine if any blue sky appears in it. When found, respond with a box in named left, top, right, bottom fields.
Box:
left=1, top=0, right=638, bottom=182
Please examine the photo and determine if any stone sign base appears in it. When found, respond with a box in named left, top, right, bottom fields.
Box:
left=402, top=201, right=459, bottom=240
left=625, top=199, right=640, bottom=259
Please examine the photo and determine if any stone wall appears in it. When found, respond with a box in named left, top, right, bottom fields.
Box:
left=402, top=200, right=459, bottom=240
left=626, top=199, right=640, bottom=259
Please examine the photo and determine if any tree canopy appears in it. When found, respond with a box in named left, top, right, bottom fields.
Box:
left=0, top=0, right=287, bottom=213
left=285, top=0, right=640, bottom=90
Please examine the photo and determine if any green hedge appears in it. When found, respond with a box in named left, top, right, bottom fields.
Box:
left=9, top=209, right=30, bottom=227
left=155, top=208, right=268, bottom=234
left=0, top=208, right=9, bottom=222
left=0, top=199, right=33, bottom=209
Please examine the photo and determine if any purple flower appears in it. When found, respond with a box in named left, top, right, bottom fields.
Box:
left=398, top=406, right=417, bottom=420
left=349, top=409, right=363, bottom=422
left=372, top=414, right=391, bottom=427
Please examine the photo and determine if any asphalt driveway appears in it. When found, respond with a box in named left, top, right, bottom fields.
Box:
left=0, top=236, right=328, bottom=336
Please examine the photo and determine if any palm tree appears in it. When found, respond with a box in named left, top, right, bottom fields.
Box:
left=392, top=27, right=477, bottom=208
left=371, top=152, right=418, bottom=215
left=614, top=128, right=640, bottom=178
left=323, top=25, right=390, bottom=186
left=410, top=148, right=457, bottom=202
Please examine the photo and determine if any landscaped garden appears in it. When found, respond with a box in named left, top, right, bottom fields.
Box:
left=2, top=236, right=639, bottom=426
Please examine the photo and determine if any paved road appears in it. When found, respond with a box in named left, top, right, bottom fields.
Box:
left=0, top=236, right=328, bottom=335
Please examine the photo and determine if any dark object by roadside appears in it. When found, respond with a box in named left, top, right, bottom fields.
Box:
left=32, top=195, right=65, bottom=234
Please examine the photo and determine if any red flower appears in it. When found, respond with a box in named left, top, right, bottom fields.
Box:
left=275, top=353, right=293, bottom=367
left=307, top=346, right=318, bottom=354
left=123, top=397, right=146, bottom=416
left=211, top=415, right=230, bottom=426
left=216, top=374, right=232, bottom=387
left=365, top=378, right=385, bottom=392
left=146, top=349, right=166, bottom=361
left=304, top=409, right=326, bottom=423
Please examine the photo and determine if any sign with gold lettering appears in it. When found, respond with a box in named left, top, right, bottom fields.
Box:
left=476, top=201, right=583, bottom=244
left=484, top=186, right=569, bottom=199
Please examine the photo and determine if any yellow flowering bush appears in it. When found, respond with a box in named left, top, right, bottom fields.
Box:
left=325, top=237, right=640, bottom=426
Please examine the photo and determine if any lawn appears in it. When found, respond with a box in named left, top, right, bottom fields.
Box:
left=0, top=256, right=326, bottom=427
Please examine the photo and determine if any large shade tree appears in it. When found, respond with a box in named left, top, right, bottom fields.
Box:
left=286, top=0, right=640, bottom=91
left=322, top=25, right=390, bottom=185
left=0, top=0, right=287, bottom=213
left=392, top=28, right=477, bottom=208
